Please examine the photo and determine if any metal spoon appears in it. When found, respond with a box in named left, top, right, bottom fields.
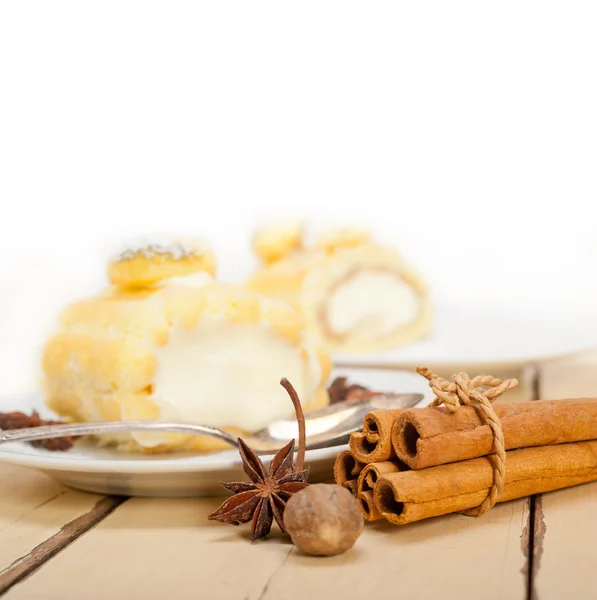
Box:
left=0, top=392, right=423, bottom=454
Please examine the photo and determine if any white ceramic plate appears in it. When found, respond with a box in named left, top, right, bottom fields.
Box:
left=333, top=303, right=597, bottom=369
left=0, top=367, right=432, bottom=497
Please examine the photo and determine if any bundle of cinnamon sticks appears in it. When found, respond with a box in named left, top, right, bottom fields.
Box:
left=334, top=368, right=597, bottom=525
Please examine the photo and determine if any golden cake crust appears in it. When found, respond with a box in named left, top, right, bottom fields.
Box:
left=107, top=241, right=216, bottom=288
left=252, top=221, right=304, bottom=265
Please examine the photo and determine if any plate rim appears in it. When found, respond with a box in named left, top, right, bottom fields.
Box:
left=0, top=443, right=347, bottom=474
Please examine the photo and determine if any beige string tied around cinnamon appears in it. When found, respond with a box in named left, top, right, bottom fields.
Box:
left=416, top=366, right=519, bottom=516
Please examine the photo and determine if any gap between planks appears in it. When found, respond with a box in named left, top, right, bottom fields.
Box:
left=0, top=496, right=127, bottom=597
left=524, top=362, right=541, bottom=600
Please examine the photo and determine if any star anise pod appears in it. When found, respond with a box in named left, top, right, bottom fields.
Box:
left=0, top=410, right=75, bottom=451
left=208, top=437, right=309, bottom=541
left=207, top=378, right=310, bottom=541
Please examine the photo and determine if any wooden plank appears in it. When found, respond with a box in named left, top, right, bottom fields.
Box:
left=0, top=464, right=119, bottom=596
left=537, top=350, right=597, bottom=400
left=5, top=495, right=529, bottom=600
left=531, top=482, right=597, bottom=600
left=528, top=350, right=597, bottom=599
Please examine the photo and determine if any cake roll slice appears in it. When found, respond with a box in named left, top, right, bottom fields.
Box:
left=42, top=282, right=330, bottom=452
left=301, top=243, right=432, bottom=353
left=248, top=226, right=432, bottom=353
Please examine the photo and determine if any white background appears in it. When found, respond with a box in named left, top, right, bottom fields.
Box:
left=1, top=2, right=596, bottom=395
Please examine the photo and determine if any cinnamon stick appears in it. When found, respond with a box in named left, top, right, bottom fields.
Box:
left=358, top=491, right=383, bottom=521
left=349, top=409, right=405, bottom=463
left=392, top=398, right=597, bottom=470
left=357, top=461, right=405, bottom=493
left=375, top=440, right=597, bottom=525
left=344, top=480, right=359, bottom=495
left=356, top=461, right=405, bottom=521
left=333, top=450, right=364, bottom=494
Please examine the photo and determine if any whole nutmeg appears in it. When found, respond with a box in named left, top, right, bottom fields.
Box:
left=283, top=483, right=364, bottom=556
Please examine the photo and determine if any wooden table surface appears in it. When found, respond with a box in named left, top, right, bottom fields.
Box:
left=1, top=353, right=596, bottom=600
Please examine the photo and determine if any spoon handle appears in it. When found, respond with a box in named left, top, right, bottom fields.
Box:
left=0, top=421, right=240, bottom=448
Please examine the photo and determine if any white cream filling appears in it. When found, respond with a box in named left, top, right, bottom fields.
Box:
left=326, top=271, right=419, bottom=338
left=158, top=271, right=213, bottom=289
left=131, top=317, right=311, bottom=447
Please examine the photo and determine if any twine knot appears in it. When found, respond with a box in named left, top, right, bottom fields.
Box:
left=416, top=366, right=519, bottom=516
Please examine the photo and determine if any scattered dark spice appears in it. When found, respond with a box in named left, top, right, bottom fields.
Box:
left=0, top=410, right=75, bottom=451
left=327, top=376, right=371, bottom=404
left=208, top=378, right=310, bottom=541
